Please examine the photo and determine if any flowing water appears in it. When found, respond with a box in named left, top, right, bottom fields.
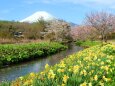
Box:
left=0, top=44, right=83, bottom=82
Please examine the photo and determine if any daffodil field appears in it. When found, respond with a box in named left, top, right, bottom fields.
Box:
left=1, top=44, right=115, bottom=86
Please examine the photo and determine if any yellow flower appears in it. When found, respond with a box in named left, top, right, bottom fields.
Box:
left=88, top=82, right=92, bottom=86
left=61, top=83, right=65, bottom=86
left=101, top=66, right=109, bottom=71
left=19, top=76, right=23, bottom=80
left=94, top=75, right=98, bottom=81
left=48, top=70, right=55, bottom=79
left=73, top=65, right=79, bottom=74
left=103, top=76, right=106, bottom=79
left=94, top=56, right=97, bottom=60
left=98, top=59, right=101, bottom=61
left=80, top=69, right=87, bottom=76
left=99, top=82, right=104, bottom=86
left=45, top=64, right=49, bottom=69
left=63, top=75, right=69, bottom=83
left=50, top=73, right=55, bottom=79
left=68, top=68, right=72, bottom=72
left=59, top=61, right=66, bottom=68
left=101, top=61, right=104, bottom=65
left=103, top=76, right=111, bottom=82
left=57, top=69, right=64, bottom=73
left=40, top=72, right=45, bottom=75
left=91, top=70, right=94, bottom=73
left=57, top=69, right=61, bottom=72
left=104, top=66, right=109, bottom=71
left=107, top=60, right=111, bottom=63
left=80, top=82, right=87, bottom=86
left=24, top=80, right=33, bottom=86
left=30, top=72, right=35, bottom=78
left=24, top=81, right=29, bottom=86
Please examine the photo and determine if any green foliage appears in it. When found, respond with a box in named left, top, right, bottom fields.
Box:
left=0, top=82, right=11, bottom=86
left=75, top=40, right=83, bottom=46
left=76, top=40, right=101, bottom=47
left=102, top=44, right=115, bottom=55
left=0, top=42, right=67, bottom=68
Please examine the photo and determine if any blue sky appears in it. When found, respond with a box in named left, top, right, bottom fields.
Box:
left=0, top=0, right=115, bottom=24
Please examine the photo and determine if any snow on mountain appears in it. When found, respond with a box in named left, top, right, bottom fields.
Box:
left=20, top=11, right=55, bottom=23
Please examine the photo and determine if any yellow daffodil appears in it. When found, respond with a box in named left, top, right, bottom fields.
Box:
left=19, top=76, right=23, bottom=80
left=48, top=70, right=55, bottom=79
left=99, top=82, right=104, bottom=86
left=63, top=75, right=69, bottom=83
left=30, top=72, right=35, bottom=78
left=61, top=83, right=65, bottom=86
left=57, top=69, right=64, bottom=73
left=94, top=75, right=98, bottom=81
left=59, top=61, right=66, bottom=68
left=45, top=64, right=49, bottom=69
left=73, top=65, right=79, bottom=74
left=88, top=82, right=92, bottom=86
left=80, top=82, right=87, bottom=86
left=80, top=69, right=87, bottom=76
left=103, top=76, right=111, bottom=82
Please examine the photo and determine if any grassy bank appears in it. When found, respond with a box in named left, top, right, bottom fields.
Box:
left=1, top=44, right=115, bottom=86
left=75, top=40, right=101, bottom=47
left=0, top=42, right=67, bottom=68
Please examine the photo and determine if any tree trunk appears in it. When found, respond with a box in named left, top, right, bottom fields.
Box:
left=104, top=35, right=107, bottom=43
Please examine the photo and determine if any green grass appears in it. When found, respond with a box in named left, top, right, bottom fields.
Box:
left=0, top=42, right=67, bottom=68
left=76, top=40, right=101, bottom=47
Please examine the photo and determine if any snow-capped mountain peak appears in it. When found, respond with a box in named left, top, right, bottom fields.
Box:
left=20, top=11, right=55, bottom=23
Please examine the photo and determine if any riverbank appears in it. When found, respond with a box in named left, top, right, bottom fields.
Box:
left=0, top=42, right=67, bottom=68
left=75, top=40, right=101, bottom=47
left=1, top=44, right=114, bottom=86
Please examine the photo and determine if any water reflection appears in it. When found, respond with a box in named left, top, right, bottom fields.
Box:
left=0, top=44, right=83, bottom=82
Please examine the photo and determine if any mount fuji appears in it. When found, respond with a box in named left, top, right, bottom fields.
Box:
left=20, top=11, right=55, bottom=23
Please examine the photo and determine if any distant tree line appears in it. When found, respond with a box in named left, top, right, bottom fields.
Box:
left=0, top=18, right=72, bottom=43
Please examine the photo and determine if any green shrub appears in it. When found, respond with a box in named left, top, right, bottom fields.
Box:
left=0, top=42, right=67, bottom=68
left=75, top=40, right=83, bottom=46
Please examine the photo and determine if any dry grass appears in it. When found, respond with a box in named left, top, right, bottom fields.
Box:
left=108, top=39, right=115, bottom=45
left=0, top=38, right=48, bottom=44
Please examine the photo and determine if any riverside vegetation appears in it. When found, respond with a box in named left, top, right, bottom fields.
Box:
left=0, top=42, right=67, bottom=68
left=1, top=44, right=115, bottom=86
left=75, top=40, right=101, bottom=47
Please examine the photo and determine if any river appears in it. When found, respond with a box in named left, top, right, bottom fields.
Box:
left=0, top=44, right=83, bottom=82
